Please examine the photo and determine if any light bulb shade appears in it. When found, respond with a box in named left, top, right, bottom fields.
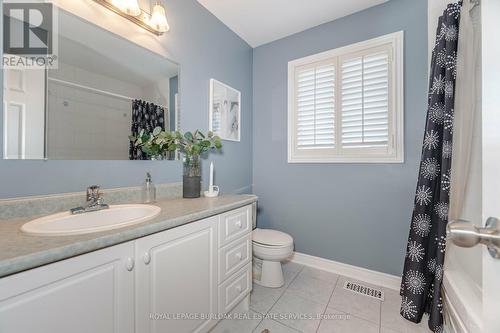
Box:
left=149, top=3, right=170, bottom=33
left=111, top=0, right=141, bottom=16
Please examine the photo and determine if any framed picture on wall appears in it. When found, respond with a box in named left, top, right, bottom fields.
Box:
left=209, top=79, right=241, bottom=142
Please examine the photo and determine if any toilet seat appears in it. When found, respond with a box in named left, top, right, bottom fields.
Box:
left=253, top=242, right=294, bottom=260
left=252, top=228, right=293, bottom=247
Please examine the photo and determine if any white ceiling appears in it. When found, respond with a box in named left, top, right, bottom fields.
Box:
left=197, top=0, right=389, bottom=47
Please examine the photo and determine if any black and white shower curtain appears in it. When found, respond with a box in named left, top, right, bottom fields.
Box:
left=400, top=2, right=462, bottom=332
left=129, top=99, right=166, bottom=160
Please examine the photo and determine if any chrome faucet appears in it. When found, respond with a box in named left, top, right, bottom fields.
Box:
left=71, top=185, right=110, bottom=214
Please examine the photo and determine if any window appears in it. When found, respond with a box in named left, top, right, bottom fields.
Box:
left=288, top=31, right=404, bottom=163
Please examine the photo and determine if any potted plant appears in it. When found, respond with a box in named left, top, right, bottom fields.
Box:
left=130, top=127, right=178, bottom=160
left=131, top=128, right=222, bottom=198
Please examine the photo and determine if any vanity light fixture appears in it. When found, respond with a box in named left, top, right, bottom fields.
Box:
left=111, top=0, right=141, bottom=16
left=93, top=0, right=170, bottom=35
left=148, top=1, right=170, bottom=33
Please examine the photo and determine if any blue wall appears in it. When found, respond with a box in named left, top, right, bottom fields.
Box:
left=0, top=0, right=253, bottom=198
left=252, top=0, right=428, bottom=275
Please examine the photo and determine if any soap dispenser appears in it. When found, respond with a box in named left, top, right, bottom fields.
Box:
left=142, top=172, right=156, bottom=204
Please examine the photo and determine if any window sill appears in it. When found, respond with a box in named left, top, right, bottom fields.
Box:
left=287, top=156, right=405, bottom=164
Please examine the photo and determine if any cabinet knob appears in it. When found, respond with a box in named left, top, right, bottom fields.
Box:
left=235, top=285, right=242, bottom=293
left=125, top=257, right=135, bottom=271
left=235, top=221, right=242, bottom=228
left=143, top=252, right=151, bottom=265
left=235, top=252, right=242, bottom=261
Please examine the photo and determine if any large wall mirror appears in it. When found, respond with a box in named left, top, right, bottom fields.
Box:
left=2, top=8, right=180, bottom=160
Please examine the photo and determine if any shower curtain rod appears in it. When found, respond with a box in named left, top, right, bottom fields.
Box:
left=48, top=77, right=135, bottom=101
left=48, top=77, right=168, bottom=109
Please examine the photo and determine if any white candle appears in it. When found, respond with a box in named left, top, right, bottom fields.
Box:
left=209, top=162, right=214, bottom=191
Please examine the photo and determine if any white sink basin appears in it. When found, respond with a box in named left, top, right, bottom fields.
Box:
left=21, top=204, right=162, bottom=236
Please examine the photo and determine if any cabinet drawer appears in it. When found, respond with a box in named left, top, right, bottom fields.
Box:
left=218, top=234, right=252, bottom=283
left=218, top=263, right=252, bottom=314
left=219, top=205, right=251, bottom=247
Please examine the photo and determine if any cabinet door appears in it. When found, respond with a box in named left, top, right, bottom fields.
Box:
left=0, top=242, right=135, bottom=333
left=136, top=216, right=218, bottom=333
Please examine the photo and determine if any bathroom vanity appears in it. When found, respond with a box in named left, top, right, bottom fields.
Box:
left=0, top=194, right=256, bottom=333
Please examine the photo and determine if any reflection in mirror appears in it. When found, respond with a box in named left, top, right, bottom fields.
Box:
left=2, top=8, right=180, bottom=160
left=3, top=63, right=46, bottom=159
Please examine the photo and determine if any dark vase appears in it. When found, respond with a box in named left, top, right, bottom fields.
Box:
left=183, top=155, right=201, bottom=198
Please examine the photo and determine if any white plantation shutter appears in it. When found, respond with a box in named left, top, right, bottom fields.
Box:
left=288, top=32, right=403, bottom=163
left=296, top=63, right=335, bottom=149
left=341, top=51, right=390, bottom=148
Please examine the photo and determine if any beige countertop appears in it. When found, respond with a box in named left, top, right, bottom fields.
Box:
left=0, top=194, right=257, bottom=278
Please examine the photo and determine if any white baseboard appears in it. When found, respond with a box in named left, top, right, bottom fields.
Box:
left=289, top=252, right=402, bottom=291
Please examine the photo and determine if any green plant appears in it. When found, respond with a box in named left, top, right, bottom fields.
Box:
left=177, top=130, right=222, bottom=177
left=177, top=130, right=222, bottom=157
left=130, top=127, right=222, bottom=160
left=129, top=127, right=178, bottom=159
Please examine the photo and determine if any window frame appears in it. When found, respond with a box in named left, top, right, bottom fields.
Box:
left=287, top=31, right=404, bottom=164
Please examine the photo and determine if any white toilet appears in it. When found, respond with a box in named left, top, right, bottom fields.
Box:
left=252, top=228, right=294, bottom=288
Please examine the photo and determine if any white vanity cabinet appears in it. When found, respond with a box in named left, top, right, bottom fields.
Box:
left=0, top=204, right=254, bottom=333
left=0, top=242, right=135, bottom=333
left=217, top=206, right=253, bottom=313
left=135, top=216, right=219, bottom=333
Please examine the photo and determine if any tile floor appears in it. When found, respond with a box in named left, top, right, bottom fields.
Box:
left=211, top=262, right=432, bottom=333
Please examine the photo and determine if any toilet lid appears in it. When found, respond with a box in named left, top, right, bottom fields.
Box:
left=252, top=228, right=293, bottom=246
